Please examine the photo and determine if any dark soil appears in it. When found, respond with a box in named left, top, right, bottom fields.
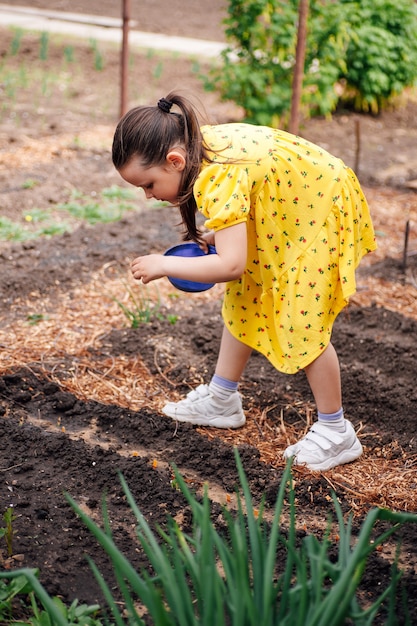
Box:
left=1, top=3, right=417, bottom=623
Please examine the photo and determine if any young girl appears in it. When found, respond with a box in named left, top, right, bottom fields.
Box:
left=112, top=91, right=376, bottom=472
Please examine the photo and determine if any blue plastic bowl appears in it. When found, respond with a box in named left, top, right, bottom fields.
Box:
left=163, top=242, right=217, bottom=292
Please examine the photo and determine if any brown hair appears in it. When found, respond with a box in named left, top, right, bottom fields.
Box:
left=112, top=91, right=211, bottom=241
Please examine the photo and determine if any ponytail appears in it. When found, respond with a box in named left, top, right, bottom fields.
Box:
left=112, top=92, right=210, bottom=242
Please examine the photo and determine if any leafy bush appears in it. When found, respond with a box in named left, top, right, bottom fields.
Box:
left=339, top=0, right=417, bottom=112
left=204, top=0, right=417, bottom=124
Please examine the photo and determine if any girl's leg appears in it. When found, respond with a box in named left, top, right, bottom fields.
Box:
left=284, top=342, right=363, bottom=471
left=162, top=325, right=251, bottom=428
left=215, top=324, right=252, bottom=381
left=304, top=342, right=341, bottom=413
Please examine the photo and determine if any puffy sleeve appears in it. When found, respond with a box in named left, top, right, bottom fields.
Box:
left=194, top=162, right=251, bottom=232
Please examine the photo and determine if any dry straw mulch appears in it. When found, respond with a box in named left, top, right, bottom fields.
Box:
left=0, top=174, right=416, bottom=515
left=1, top=254, right=416, bottom=515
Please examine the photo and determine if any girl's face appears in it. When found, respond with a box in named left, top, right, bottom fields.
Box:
left=118, top=151, right=186, bottom=204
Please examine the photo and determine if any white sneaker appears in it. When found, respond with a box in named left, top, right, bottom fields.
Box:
left=283, top=420, right=363, bottom=471
left=162, top=384, right=246, bottom=428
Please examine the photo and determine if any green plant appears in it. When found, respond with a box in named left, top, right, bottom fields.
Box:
left=64, top=45, right=75, bottom=63
left=166, top=313, right=179, bottom=324
left=0, top=569, right=102, bottom=626
left=0, top=216, right=33, bottom=241
left=10, top=28, right=24, bottom=56
left=339, top=0, right=417, bottom=113
left=0, top=186, right=139, bottom=242
left=89, top=39, right=104, bottom=71
left=27, top=594, right=102, bottom=626
left=62, top=451, right=417, bottom=625
left=0, top=214, right=70, bottom=242
left=113, top=283, right=164, bottom=327
left=101, top=185, right=136, bottom=200
left=0, top=572, right=33, bottom=624
left=203, top=0, right=300, bottom=126
left=204, top=0, right=417, bottom=124
left=0, top=507, right=17, bottom=557
left=1, top=454, right=416, bottom=624
left=24, top=208, right=50, bottom=222
left=27, top=313, right=48, bottom=325
left=39, top=31, right=49, bottom=61
left=152, top=60, right=164, bottom=80
left=56, top=187, right=136, bottom=224
left=22, top=178, right=40, bottom=189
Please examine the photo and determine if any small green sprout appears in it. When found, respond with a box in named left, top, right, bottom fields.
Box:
left=22, top=178, right=40, bottom=189
left=0, top=507, right=17, bottom=557
left=27, top=313, right=47, bottom=326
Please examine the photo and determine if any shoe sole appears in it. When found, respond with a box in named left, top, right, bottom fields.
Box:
left=162, top=408, right=246, bottom=429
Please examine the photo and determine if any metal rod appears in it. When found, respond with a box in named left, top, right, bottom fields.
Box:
left=402, top=219, right=410, bottom=272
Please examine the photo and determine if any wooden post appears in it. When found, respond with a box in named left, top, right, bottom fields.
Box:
left=354, top=118, right=361, bottom=176
left=120, top=0, right=130, bottom=119
left=288, top=0, right=309, bottom=135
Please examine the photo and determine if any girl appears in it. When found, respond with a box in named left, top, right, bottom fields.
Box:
left=112, top=91, right=376, bottom=472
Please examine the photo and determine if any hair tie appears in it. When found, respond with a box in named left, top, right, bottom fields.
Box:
left=157, top=98, right=173, bottom=113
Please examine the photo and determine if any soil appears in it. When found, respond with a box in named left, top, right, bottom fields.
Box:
left=1, top=3, right=417, bottom=623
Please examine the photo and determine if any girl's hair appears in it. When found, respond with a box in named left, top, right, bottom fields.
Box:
left=112, top=91, right=210, bottom=241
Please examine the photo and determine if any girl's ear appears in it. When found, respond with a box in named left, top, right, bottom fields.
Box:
left=166, top=150, right=186, bottom=171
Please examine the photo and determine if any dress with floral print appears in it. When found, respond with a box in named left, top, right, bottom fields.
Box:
left=194, top=123, right=376, bottom=374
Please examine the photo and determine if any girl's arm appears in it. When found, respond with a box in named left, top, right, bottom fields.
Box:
left=131, top=222, right=247, bottom=284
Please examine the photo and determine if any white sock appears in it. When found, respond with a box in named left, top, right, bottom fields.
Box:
left=317, top=407, right=345, bottom=432
left=209, top=374, right=238, bottom=401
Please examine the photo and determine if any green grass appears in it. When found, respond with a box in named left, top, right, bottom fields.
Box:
left=113, top=282, right=178, bottom=327
left=0, top=186, right=139, bottom=242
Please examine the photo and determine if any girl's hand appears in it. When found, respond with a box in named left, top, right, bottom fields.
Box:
left=131, top=254, right=165, bottom=284
left=131, top=223, right=247, bottom=286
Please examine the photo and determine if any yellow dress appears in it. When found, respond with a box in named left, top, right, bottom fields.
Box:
left=194, top=123, right=376, bottom=374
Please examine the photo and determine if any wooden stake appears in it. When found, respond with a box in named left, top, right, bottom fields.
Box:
left=288, top=0, right=309, bottom=135
left=402, top=219, right=410, bottom=272
left=354, top=118, right=361, bottom=176
left=120, top=0, right=131, bottom=119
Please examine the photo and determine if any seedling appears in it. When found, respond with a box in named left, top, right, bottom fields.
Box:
left=27, top=313, right=48, bottom=326
left=22, top=178, right=40, bottom=189
left=0, top=216, right=33, bottom=241
left=101, top=184, right=136, bottom=200
left=166, top=313, right=179, bottom=324
left=0, top=507, right=17, bottom=557
left=10, top=28, right=24, bottom=56
left=152, top=60, right=164, bottom=80
left=0, top=569, right=102, bottom=625
left=89, top=39, right=104, bottom=71
left=113, top=283, right=162, bottom=327
left=24, top=208, right=49, bottom=222
left=64, top=45, right=75, bottom=63
left=57, top=187, right=136, bottom=224
left=39, top=31, right=49, bottom=61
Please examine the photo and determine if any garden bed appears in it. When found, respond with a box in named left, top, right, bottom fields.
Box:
left=1, top=6, right=417, bottom=622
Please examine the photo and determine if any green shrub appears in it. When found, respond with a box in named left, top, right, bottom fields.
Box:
left=339, top=0, right=417, bottom=112
left=204, top=0, right=417, bottom=124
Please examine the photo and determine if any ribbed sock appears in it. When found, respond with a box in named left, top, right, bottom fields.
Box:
left=209, top=374, right=238, bottom=400
left=317, top=407, right=345, bottom=432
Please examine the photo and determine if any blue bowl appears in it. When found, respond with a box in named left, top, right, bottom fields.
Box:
left=163, top=242, right=217, bottom=292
